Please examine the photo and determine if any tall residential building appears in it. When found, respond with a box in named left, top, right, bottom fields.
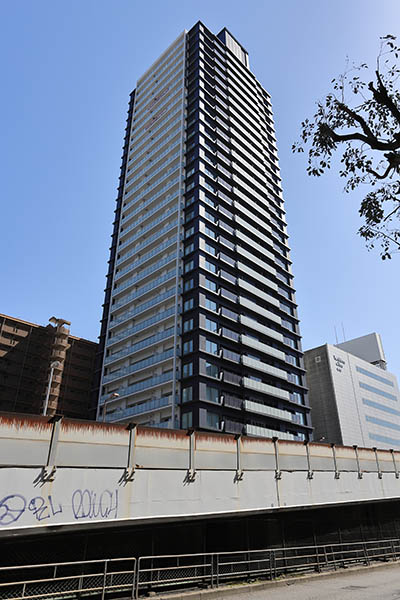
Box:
left=96, top=22, right=311, bottom=441
left=304, top=333, right=400, bottom=449
left=0, top=314, right=97, bottom=419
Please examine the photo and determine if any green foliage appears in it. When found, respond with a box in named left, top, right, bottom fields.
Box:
left=293, top=35, right=400, bottom=259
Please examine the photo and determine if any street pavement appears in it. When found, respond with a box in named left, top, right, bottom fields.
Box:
left=220, top=563, right=400, bottom=599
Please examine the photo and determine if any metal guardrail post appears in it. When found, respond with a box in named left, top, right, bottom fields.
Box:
left=353, top=445, right=363, bottom=479
left=34, top=415, right=63, bottom=484
left=272, top=437, right=282, bottom=480
left=131, top=558, right=136, bottom=599
left=304, top=441, right=314, bottom=479
left=373, top=447, right=383, bottom=479
left=186, top=430, right=196, bottom=482
left=101, top=559, right=108, bottom=600
left=390, top=449, right=400, bottom=478
left=135, top=558, right=140, bottom=600
left=120, top=423, right=137, bottom=483
left=331, top=443, right=340, bottom=479
left=235, top=435, right=244, bottom=481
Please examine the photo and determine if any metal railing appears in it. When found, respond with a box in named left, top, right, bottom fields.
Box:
left=2, top=539, right=400, bottom=599
left=135, top=539, right=400, bottom=596
left=0, top=557, right=136, bottom=600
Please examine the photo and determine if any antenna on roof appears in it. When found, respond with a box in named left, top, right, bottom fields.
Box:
left=334, top=325, right=339, bottom=344
left=341, top=322, right=347, bottom=342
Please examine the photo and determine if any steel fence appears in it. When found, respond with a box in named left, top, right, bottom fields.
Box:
left=135, top=538, right=400, bottom=596
left=1, top=538, right=400, bottom=599
left=0, top=557, right=136, bottom=600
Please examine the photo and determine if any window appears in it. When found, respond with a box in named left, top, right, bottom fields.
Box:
left=184, top=260, right=194, bottom=273
left=356, top=366, right=394, bottom=387
left=182, top=411, right=193, bottom=428
left=185, top=243, right=194, bottom=255
left=290, top=391, right=304, bottom=405
left=205, top=260, right=218, bottom=274
left=183, top=340, right=193, bottom=354
left=204, top=225, right=217, bottom=239
left=206, top=339, right=218, bottom=355
left=185, top=226, right=195, bottom=238
left=205, top=362, right=219, bottom=378
left=184, top=319, right=194, bottom=332
left=184, top=279, right=194, bottom=291
left=204, top=194, right=217, bottom=208
left=205, top=278, right=217, bottom=292
left=206, top=411, right=220, bottom=428
left=205, top=318, right=218, bottom=332
left=205, top=210, right=217, bottom=223
left=359, top=382, right=397, bottom=402
left=182, top=387, right=193, bottom=403
left=205, top=242, right=217, bottom=256
left=184, top=298, right=194, bottom=311
left=205, top=297, right=217, bottom=311
left=185, top=207, right=195, bottom=223
left=183, top=362, right=193, bottom=377
left=185, top=195, right=195, bottom=207
left=206, top=386, right=219, bottom=403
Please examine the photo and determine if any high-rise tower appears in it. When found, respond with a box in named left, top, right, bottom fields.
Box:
left=95, top=22, right=312, bottom=441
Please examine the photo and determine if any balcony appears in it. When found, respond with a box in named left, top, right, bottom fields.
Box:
left=122, top=176, right=181, bottom=220
left=246, top=424, right=297, bottom=441
left=120, top=194, right=179, bottom=240
left=103, top=348, right=174, bottom=384
left=117, top=221, right=178, bottom=267
left=109, top=288, right=176, bottom=329
left=242, top=356, right=288, bottom=381
left=101, top=371, right=175, bottom=403
left=104, top=327, right=175, bottom=366
left=106, top=307, right=175, bottom=347
left=112, top=251, right=177, bottom=297
left=104, top=395, right=174, bottom=423
left=242, top=377, right=290, bottom=401
left=119, top=206, right=178, bottom=252
left=115, top=236, right=177, bottom=281
left=112, top=269, right=177, bottom=312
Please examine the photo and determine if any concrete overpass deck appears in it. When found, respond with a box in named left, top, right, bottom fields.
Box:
left=1, top=414, right=400, bottom=538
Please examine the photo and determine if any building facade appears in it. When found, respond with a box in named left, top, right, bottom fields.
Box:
left=304, top=334, right=400, bottom=449
left=96, top=22, right=311, bottom=441
left=0, top=314, right=97, bottom=419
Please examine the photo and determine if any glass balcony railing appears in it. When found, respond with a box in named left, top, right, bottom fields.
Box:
left=107, top=307, right=176, bottom=347
left=103, top=348, right=174, bottom=384
left=125, top=151, right=180, bottom=197
left=118, top=205, right=178, bottom=251
left=124, top=163, right=181, bottom=204
left=246, top=424, right=297, bottom=442
left=135, top=53, right=184, bottom=110
left=131, top=100, right=182, bottom=150
left=122, top=175, right=180, bottom=220
left=115, top=236, right=177, bottom=281
left=112, top=252, right=176, bottom=297
left=110, top=288, right=176, bottom=329
left=126, top=137, right=180, bottom=185
left=136, top=44, right=184, bottom=96
left=104, top=395, right=174, bottom=422
left=128, top=115, right=181, bottom=167
left=101, top=371, right=176, bottom=402
left=117, top=221, right=178, bottom=266
left=137, top=39, right=183, bottom=89
left=112, top=269, right=177, bottom=311
left=104, top=327, right=175, bottom=366
left=133, top=81, right=183, bottom=136
left=136, top=51, right=183, bottom=105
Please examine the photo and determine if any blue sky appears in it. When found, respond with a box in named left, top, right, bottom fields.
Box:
left=1, top=1, right=399, bottom=376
